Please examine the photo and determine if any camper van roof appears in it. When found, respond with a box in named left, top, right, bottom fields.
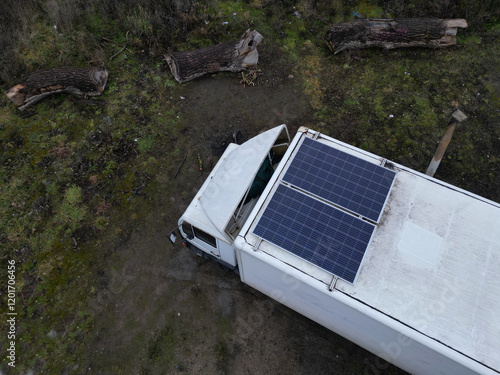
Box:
left=242, top=128, right=500, bottom=371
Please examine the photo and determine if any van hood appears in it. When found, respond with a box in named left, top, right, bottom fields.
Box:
left=199, top=125, right=287, bottom=242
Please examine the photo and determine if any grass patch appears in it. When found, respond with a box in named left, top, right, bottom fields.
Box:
left=147, top=325, right=174, bottom=362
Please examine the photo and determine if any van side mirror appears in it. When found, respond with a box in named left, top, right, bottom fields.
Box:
left=169, top=231, right=178, bottom=244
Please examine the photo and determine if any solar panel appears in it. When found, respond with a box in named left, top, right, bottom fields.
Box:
left=254, top=184, right=375, bottom=283
left=282, top=137, right=396, bottom=223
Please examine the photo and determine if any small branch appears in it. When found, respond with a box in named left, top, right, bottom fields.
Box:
left=102, top=37, right=135, bottom=53
left=102, top=32, right=135, bottom=57
left=73, top=98, right=109, bottom=106
left=198, top=153, right=203, bottom=171
left=110, top=44, right=127, bottom=61
left=109, top=31, right=131, bottom=61
left=173, top=152, right=188, bottom=180
left=20, top=289, right=27, bottom=308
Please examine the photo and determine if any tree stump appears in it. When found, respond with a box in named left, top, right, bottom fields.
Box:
left=325, top=18, right=467, bottom=54
left=5, top=67, right=108, bottom=111
left=165, top=29, right=263, bottom=83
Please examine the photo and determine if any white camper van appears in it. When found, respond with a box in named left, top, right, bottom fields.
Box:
left=173, top=125, right=500, bottom=375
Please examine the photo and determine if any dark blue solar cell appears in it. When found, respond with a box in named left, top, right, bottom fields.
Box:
left=253, top=185, right=375, bottom=283
left=283, top=137, right=396, bottom=222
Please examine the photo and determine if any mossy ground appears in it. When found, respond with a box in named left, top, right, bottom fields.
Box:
left=1, top=1, right=499, bottom=374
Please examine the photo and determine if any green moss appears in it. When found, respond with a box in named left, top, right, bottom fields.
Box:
left=137, top=135, right=155, bottom=154
left=354, top=2, right=384, bottom=18
left=147, top=324, right=175, bottom=363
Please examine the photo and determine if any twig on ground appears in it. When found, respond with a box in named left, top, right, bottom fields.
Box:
left=102, top=31, right=135, bottom=59
left=198, top=153, right=203, bottom=171
left=173, top=152, right=188, bottom=180
left=73, top=98, right=109, bottom=105
left=102, top=38, right=135, bottom=54
left=240, top=69, right=262, bottom=87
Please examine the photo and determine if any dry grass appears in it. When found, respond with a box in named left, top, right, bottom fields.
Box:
left=0, top=0, right=200, bottom=85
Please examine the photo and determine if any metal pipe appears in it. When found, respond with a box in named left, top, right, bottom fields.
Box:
left=426, top=109, right=467, bottom=177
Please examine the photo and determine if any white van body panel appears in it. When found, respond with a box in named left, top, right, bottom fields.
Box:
left=177, top=126, right=500, bottom=375
left=233, top=244, right=495, bottom=375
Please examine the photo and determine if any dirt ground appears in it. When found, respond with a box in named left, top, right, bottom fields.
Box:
left=83, top=71, right=407, bottom=375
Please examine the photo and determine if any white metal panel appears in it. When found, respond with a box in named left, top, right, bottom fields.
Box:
left=179, top=143, right=239, bottom=241
left=219, top=239, right=236, bottom=267
left=179, top=125, right=288, bottom=243
left=339, top=170, right=500, bottom=371
left=234, top=243, right=494, bottom=375
left=199, top=125, right=288, bottom=239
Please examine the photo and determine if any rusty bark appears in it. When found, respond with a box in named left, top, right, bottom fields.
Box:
left=165, top=29, right=263, bottom=83
left=5, top=67, right=108, bottom=111
left=325, top=18, right=467, bottom=54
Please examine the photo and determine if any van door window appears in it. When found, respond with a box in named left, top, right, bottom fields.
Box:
left=193, top=227, right=217, bottom=248
left=182, top=222, right=194, bottom=239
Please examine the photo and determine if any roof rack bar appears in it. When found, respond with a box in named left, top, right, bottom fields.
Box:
left=253, top=237, right=263, bottom=252
left=235, top=186, right=251, bottom=222
left=272, top=142, right=289, bottom=148
left=328, top=275, right=339, bottom=291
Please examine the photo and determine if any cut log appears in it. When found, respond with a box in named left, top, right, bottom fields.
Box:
left=325, top=18, right=467, bottom=54
left=165, top=29, right=263, bottom=83
left=5, top=67, right=108, bottom=111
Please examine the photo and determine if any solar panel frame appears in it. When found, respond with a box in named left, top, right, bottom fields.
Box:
left=282, top=137, right=396, bottom=223
left=253, top=184, right=376, bottom=284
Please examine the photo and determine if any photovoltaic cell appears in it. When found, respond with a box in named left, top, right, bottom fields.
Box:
left=254, top=184, right=375, bottom=283
left=283, top=137, right=396, bottom=222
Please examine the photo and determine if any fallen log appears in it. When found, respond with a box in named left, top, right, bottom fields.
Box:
left=325, top=18, right=467, bottom=54
left=5, top=67, right=108, bottom=111
left=165, top=29, right=263, bottom=83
